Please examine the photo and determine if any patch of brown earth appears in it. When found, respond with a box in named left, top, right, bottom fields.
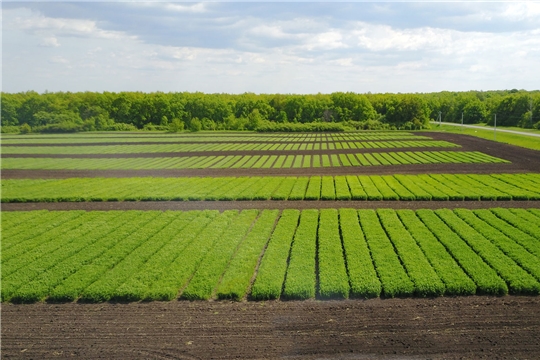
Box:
left=3, top=200, right=539, bottom=212
left=2, top=296, right=539, bottom=359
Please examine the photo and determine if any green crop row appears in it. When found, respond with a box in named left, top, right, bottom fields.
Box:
left=0, top=151, right=507, bottom=170
left=3, top=208, right=539, bottom=303
left=0, top=132, right=427, bottom=145
left=1, top=140, right=459, bottom=155
left=4, top=173, right=539, bottom=203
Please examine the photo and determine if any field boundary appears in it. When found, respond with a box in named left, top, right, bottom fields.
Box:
left=3, top=200, right=539, bottom=211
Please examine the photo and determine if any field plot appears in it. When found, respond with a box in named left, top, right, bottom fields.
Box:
left=3, top=173, right=539, bottom=203
left=1, top=140, right=460, bottom=154
left=2, top=130, right=540, bottom=359
left=0, top=131, right=430, bottom=145
left=2, top=208, right=540, bottom=303
left=0, top=151, right=507, bottom=170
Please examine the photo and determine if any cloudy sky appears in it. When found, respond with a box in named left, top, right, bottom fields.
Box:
left=3, top=1, right=540, bottom=94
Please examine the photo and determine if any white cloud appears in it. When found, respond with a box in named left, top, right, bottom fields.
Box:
left=49, top=56, right=69, bottom=64
left=9, top=10, right=136, bottom=41
left=2, top=3, right=540, bottom=94
left=40, top=37, right=60, bottom=47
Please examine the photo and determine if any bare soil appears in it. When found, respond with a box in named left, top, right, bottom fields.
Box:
left=2, top=133, right=539, bottom=179
left=3, top=200, right=540, bottom=212
left=2, top=296, right=539, bottom=359
left=0, top=147, right=472, bottom=158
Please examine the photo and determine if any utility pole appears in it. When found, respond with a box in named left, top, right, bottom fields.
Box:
left=494, top=113, right=497, bottom=141
left=461, top=111, right=463, bottom=132
left=438, top=111, right=442, bottom=126
left=530, top=97, right=534, bottom=128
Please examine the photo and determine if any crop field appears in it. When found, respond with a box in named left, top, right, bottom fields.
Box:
left=0, top=151, right=509, bottom=171
left=3, top=207, right=540, bottom=304
left=3, top=173, right=540, bottom=202
left=2, top=129, right=540, bottom=359
left=2, top=130, right=539, bottom=303
left=1, top=140, right=459, bottom=154
left=0, top=131, right=430, bottom=144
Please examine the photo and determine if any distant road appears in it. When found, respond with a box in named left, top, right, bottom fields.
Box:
left=430, top=121, right=540, bottom=138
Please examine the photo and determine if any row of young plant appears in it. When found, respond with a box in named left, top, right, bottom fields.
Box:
left=0, top=132, right=426, bottom=145
left=2, top=207, right=540, bottom=303
left=1, top=140, right=459, bottom=155
left=3, top=173, right=539, bottom=203
left=1, top=151, right=507, bottom=171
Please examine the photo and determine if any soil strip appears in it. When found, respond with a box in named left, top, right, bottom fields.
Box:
left=3, top=200, right=539, bottom=211
left=2, top=296, right=539, bottom=359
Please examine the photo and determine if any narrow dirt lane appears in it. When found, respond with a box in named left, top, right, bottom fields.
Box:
left=3, top=200, right=540, bottom=211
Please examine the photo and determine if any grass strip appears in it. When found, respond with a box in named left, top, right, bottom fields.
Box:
left=416, top=210, right=507, bottom=295
left=358, top=210, right=414, bottom=298
left=181, top=210, right=259, bottom=300
left=377, top=209, right=445, bottom=297
left=216, top=210, right=279, bottom=301
left=436, top=209, right=538, bottom=295
left=339, top=209, right=381, bottom=298
left=282, top=210, right=318, bottom=299
left=397, top=210, right=476, bottom=295
left=251, top=210, right=300, bottom=300
left=318, top=209, right=350, bottom=299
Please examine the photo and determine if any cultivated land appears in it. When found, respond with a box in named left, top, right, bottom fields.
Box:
left=2, top=130, right=539, bottom=359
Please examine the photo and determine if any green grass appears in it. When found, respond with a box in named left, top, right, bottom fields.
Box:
left=4, top=173, right=540, bottom=203
left=3, top=208, right=540, bottom=303
left=432, top=124, right=540, bottom=151
left=0, top=150, right=508, bottom=170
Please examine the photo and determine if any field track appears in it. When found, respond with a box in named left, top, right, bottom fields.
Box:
left=2, top=296, right=539, bottom=359
left=4, top=200, right=540, bottom=211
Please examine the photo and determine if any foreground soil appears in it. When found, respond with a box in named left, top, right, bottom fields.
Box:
left=2, top=296, right=539, bottom=359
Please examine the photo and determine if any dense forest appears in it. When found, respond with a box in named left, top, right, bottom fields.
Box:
left=1, top=90, right=539, bottom=133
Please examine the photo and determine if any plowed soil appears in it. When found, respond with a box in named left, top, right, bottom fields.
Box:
left=2, top=296, right=539, bottom=359
left=4, top=200, right=540, bottom=212
left=2, top=132, right=539, bottom=179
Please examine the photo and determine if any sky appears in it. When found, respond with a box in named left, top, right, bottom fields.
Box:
left=2, top=1, right=540, bottom=94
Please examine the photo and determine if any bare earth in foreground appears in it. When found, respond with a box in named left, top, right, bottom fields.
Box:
left=2, top=296, right=539, bottom=359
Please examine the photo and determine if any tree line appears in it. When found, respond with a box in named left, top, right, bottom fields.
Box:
left=1, top=90, right=539, bottom=133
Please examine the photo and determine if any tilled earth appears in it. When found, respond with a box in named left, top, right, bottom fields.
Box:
left=2, top=296, right=539, bottom=359
left=4, top=200, right=540, bottom=211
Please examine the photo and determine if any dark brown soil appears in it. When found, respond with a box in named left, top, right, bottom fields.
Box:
left=2, top=133, right=539, bottom=179
left=0, top=147, right=470, bottom=158
left=2, top=296, right=539, bottom=359
left=3, top=200, right=540, bottom=212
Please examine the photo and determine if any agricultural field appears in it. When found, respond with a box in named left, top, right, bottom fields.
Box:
left=3, top=207, right=540, bottom=304
left=3, top=173, right=540, bottom=203
left=2, top=130, right=540, bottom=358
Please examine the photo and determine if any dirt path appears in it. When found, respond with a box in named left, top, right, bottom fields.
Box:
left=2, top=296, right=539, bottom=359
left=0, top=147, right=466, bottom=158
left=3, top=200, right=540, bottom=212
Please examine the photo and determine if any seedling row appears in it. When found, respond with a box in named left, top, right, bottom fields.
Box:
left=0, top=132, right=428, bottom=145
left=1, top=151, right=507, bottom=171
left=4, top=173, right=539, bottom=203
left=1, top=140, right=459, bottom=155
left=2, top=208, right=539, bottom=303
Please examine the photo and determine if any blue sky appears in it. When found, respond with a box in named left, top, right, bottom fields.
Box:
left=3, top=1, right=540, bottom=94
